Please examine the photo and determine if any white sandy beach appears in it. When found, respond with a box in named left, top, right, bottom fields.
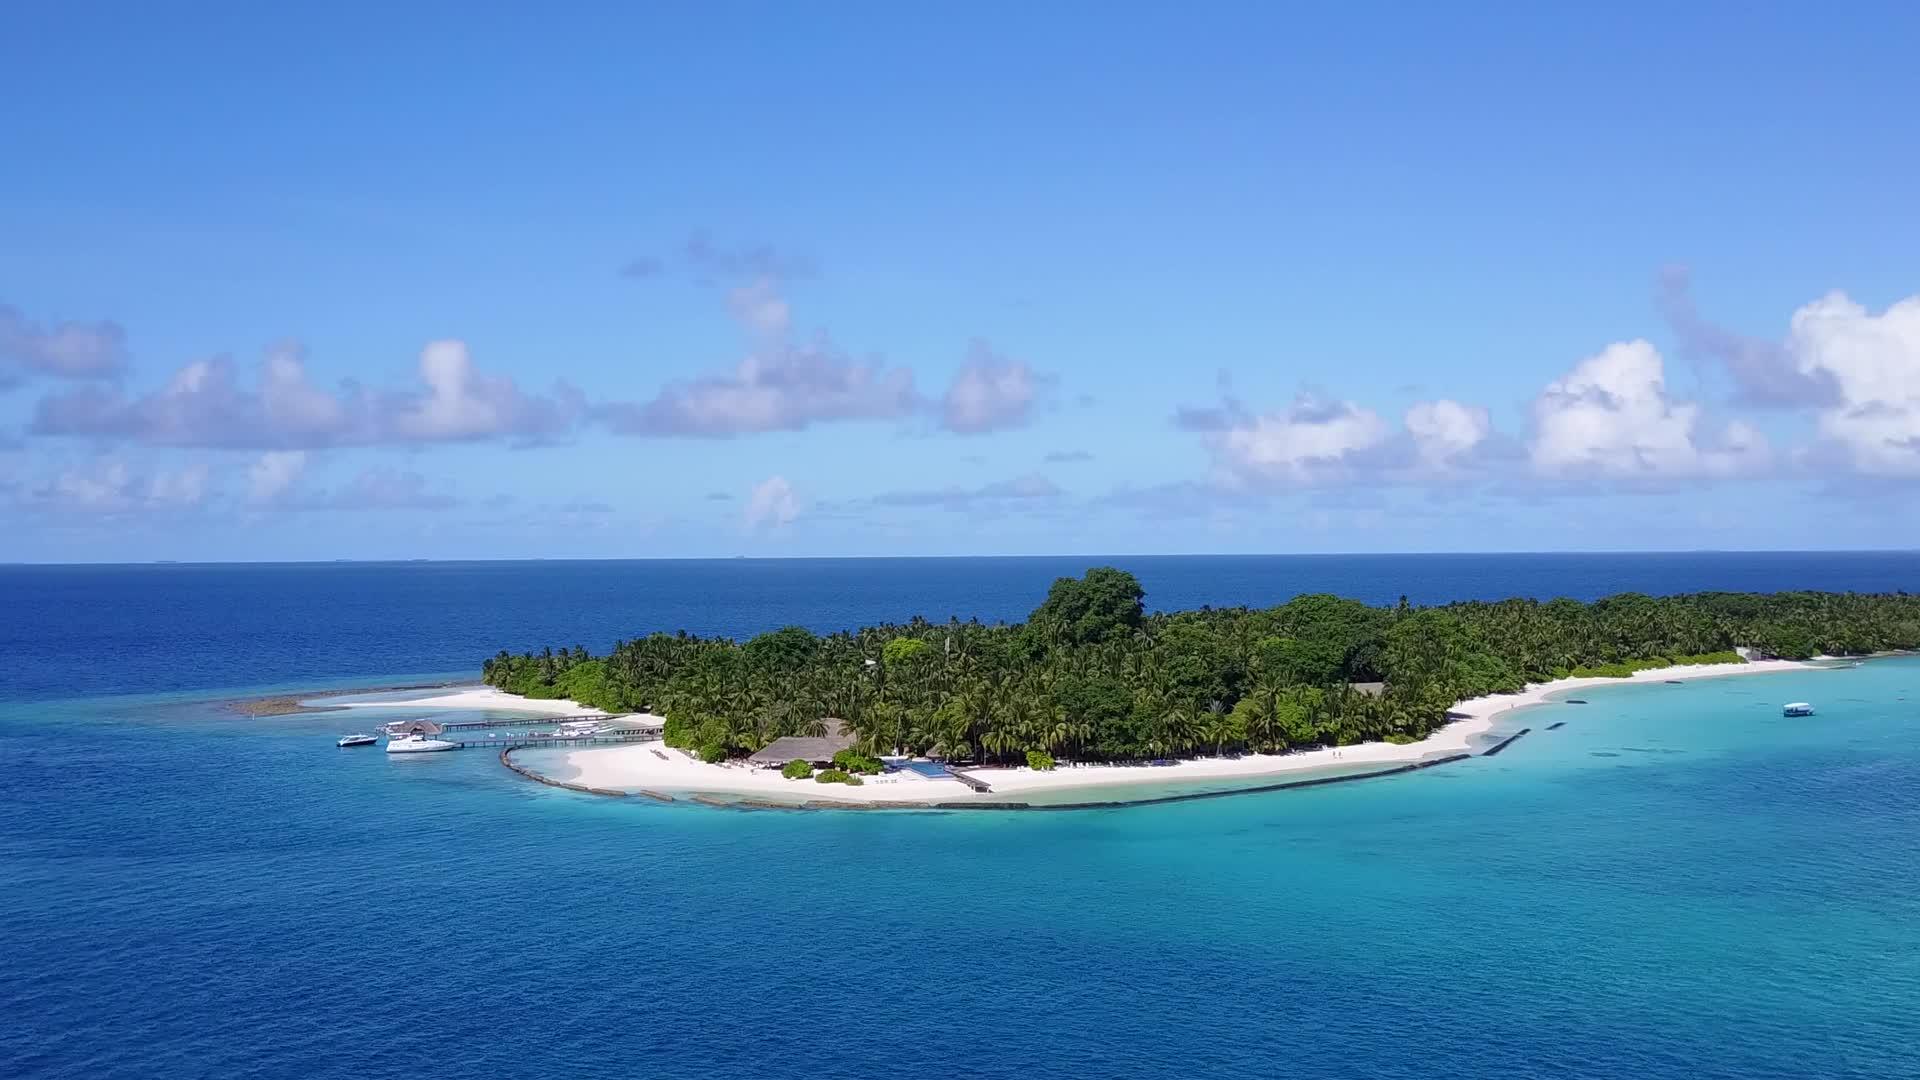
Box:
left=339, top=685, right=607, bottom=717
left=557, top=657, right=1821, bottom=804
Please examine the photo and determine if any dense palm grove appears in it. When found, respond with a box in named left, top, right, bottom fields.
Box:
left=480, top=568, right=1920, bottom=765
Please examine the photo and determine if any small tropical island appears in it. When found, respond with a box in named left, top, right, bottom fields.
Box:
left=475, top=569, right=1918, bottom=803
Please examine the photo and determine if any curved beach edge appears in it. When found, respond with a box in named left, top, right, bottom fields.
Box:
left=499, top=656, right=1832, bottom=813
left=339, top=685, right=607, bottom=717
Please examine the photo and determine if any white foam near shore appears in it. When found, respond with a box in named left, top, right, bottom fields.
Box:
left=558, top=658, right=1821, bottom=804
left=338, top=686, right=606, bottom=717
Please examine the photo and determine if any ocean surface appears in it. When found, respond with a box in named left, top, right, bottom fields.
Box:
left=4, top=554, right=1920, bottom=1079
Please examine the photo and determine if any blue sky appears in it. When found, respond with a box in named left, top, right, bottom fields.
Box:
left=4, top=2, right=1920, bottom=561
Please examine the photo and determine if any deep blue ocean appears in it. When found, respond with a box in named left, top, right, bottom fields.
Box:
left=4, top=554, right=1919, bottom=1079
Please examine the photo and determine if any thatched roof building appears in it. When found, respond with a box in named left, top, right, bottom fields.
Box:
left=746, top=719, right=854, bottom=766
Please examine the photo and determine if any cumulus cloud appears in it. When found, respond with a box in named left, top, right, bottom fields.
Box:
left=1788, top=290, right=1920, bottom=477
left=608, top=262, right=1056, bottom=441
left=599, top=337, right=916, bottom=437
left=397, top=341, right=580, bottom=442
left=1659, top=266, right=1839, bottom=407
left=1405, top=399, right=1492, bottom=468
left=745, top=475, right=799, bottom=531
left=1180, top=392, right=1395, bottom=489
left=31, top=340, right=580, bottom=449
left=940, top=342, right=1045, bottom=434
left=597, top=277, right=916, bottom=437
left=1528, top=340, right=1769, bottom=481
left=25, top=458, right=210, bottom=514
left=0, top=303, right=128, bottom=380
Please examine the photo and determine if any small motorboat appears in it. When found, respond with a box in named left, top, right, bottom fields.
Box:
left=336, top=733, right=379, bottom=748
left=1782, top=702, right=1815, bottom=717
left=386, top=733, right=457, bottom=754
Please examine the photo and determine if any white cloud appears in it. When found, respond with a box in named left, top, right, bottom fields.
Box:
left=247, top=450, right=309, bottom=504
left=1204, top=394, right=1392, bottom=488
left=1788, top=291, right=1920, bottom=476
left=940, top=342, right=1043, bottom=434
left=393, top=340, right=576, bottom=442
left=27, top=458, right=211, bottom=514
left=596, top=276, right=921, bottom=437
left=31, top=340, right=579, bottom=449
left=601, top=340, right=915, bottom=436
left=745, top=475, right=800, bottom=531
left=0, top=303, right=127, bottom=380
left=1405, top=399, right=1491, bottom=468
left=1528, top=339, right=1768, bottom=480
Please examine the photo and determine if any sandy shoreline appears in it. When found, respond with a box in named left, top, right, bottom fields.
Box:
left=337, top=685, right=607, bottom=717
left=556, top=657, right=1821, bottom=805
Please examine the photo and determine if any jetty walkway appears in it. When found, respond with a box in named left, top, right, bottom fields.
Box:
left=435, top=713, right=616, bottom=732
left=442, top=732, right=654, bottom=751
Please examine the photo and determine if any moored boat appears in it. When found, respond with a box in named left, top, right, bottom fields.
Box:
left=386, top=733, right=457, bottom=753
left=336, top=733, right=378, bottom=747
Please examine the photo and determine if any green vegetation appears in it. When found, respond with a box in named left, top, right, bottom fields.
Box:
left=815, top=768, right=862, bottom=786
left=1026, top=749, right=1057, bottom=771
left=1560, top=651, right=1745, bottom=679
left=481, top=571, right=1920, bottom=767
left=831, top=749, right=883, bottom=775
left=781, top=759, right=814, bottom=780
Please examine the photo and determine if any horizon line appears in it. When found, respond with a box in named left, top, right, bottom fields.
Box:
left=4, top=548, right=1920, bottom=569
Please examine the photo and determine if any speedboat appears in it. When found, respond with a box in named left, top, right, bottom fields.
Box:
left=336, top=733, right=378, bottom=748
left=386, top=733, right=457, bottom=754
left=1782, top=702, right=1815, bottom=717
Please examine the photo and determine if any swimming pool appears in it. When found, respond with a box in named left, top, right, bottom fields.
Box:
left=890, top=760, right=951, bottom=779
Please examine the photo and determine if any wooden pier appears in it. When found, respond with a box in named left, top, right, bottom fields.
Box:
left=946, top=769, right=993, bottom=793
left=444, top=732, right=655, bottom=751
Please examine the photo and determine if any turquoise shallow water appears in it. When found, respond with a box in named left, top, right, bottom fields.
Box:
left=5, top=658, right=1919, bottom=1078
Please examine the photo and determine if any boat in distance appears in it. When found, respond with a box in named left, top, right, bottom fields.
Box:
left=1782, top=702, right=1815, bottom=717
left=336, top=733, right=378, bottom=747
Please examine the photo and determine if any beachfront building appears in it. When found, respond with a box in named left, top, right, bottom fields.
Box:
left=745, top=718, right=854, bottom=768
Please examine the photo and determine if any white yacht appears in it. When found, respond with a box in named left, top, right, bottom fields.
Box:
left=336, top=733, right=378, bottom=748
left=386, top=732, right=457, bottom=754
left=1782, top=702, right=1815, bottom=718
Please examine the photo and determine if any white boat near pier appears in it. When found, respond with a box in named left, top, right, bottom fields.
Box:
left=386, top=733, right=456, bottom=754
